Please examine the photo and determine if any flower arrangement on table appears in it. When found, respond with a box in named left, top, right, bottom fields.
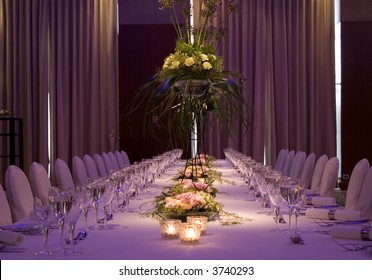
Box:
left=0, top=109, right=14, bottom=118
left=173, top=154, right=223, bottom=184
left=125, top=0, right=249, bottom=150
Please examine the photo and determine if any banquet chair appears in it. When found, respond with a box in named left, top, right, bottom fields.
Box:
left=108, top=151, right=120, bottom=171
left=102, top=152, right=114, bottom=174
left=319, top=157, right=339, bottom=197
left=94, top=153, right=108, bottom=177
left=5, top=165, right=34, bottom=222
left=358, top=167, right=372, bottom=219
left=121, top=150, right=131, bottom=165
left=274, top=149, right=289, bottom=173
left=83, top=154, right=100, bottom=179
left=0, top=184, right=13, bottom=226
left=309, top=154, right=328, bottom=194
left=344, top=158, right=370, bottom=211
left=115, top=150, right=127, bottom=169
left=55, top=158, right=75, bottom=192
left=72, top=155, right=89, bottom=188
left=300, top=153, right=316, bottom=189
left=282, top=150, right=295, bottom=177
left=290, top=151, right=306, bottom=180
left=29, top=162, right=52, bottom=205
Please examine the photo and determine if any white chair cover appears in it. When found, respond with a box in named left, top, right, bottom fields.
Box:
left=72, top=156, right=89, bottom=188
left=358, top=167, right=372, bottom=219
left=29, top=162, right=52, bottom=205
left=121, top=150, right=130, bottom=165
left=0, top=184, right=12, bottom=226
left=108, top=151, right=120, bottom=171
left=300, top=153, right=316, bottom=189
left=115, top=151, right=127, bottom=169
left=282, top=150, right=295, bottom=177
left=290, top=151, right=306, bottom=180
left=102, top=152, right=114, bottom=174
left=345, top=158, right=370, bottom=211
left=275, top=149, right=288, bottom=172
left=94, top=153, right=108, bottom=177
left=319, top=157, right=339, bottom=197
left=55, top=158, right=75, bottom=191
left=5, top=165, right=34, bottom=222
left=83, top=154, right=100, bottom=179
left=310, top=154, right=328, bottom=194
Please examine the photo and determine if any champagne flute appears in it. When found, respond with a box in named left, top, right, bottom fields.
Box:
left=33, top=201, right=52, bottom=256
left=88, top=180, right=104, bottom=229
left=65, top=203, right=82, bottom=256
left=50, top=189, right=73, bottom=255
left=75, top=186, right=92, bottom=231
left=99, top=180, right=116, bottom=229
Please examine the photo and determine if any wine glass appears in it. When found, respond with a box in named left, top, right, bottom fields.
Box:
left=99, top=180, right=116, bottom=229
left=88, top=180, right=104, bottom=229
left=279, top=181, right=306, bottom=235
left=267, top=182, right=286, bottom=231
left=50, top=188, right=73, bottom=255
left=64, top=203, right=82, bottom=256
left=75, top=186, right=91, bottom=231
left=33, top=201, right=52, bottom=256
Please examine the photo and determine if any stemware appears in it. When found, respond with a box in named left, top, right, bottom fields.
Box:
left=64, top=203, right=82, bottom=255
left=99, top=179, right=116, bottom=229
left=279, top=181, right=306, bottom=234
left=88, top=180, right=104, bottom=229
left=50, top=188, right=73, bottom=255
left=75, top=186, right=92, bottom=231
left=33, top=202, right=52, bottom=256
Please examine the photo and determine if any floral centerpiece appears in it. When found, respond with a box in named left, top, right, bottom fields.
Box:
left=126, top=0, right=248, bottom=155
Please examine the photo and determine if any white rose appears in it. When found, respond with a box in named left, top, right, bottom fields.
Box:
left=200, top=53, right=209, bottom=61
left=203, top=61, right=212, bottom=70
left=184, top=57, right=195, bottom=66
left=170, top=61, right=180, bottom=69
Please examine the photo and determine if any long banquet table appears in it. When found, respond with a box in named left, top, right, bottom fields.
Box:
left=1, top=160, right=371, bottom=260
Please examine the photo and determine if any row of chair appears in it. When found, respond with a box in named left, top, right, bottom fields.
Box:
left=275, top=149, right=339, bottom=196
left=0, top=150, right=130, bottom=225
left=275, top=149, right=372, bottom=219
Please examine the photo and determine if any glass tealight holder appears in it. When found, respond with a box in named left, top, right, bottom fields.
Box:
left=179, top=223, right=201, bottom=244
left=187, top=216, right=208, bottom=234
left=159, top=219, right=181, bottom=239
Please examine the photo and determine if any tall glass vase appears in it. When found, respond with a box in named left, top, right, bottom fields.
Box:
left=175, top=79, right=209, bottom=158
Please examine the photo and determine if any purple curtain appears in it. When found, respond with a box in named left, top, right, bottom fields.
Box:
left=0, top=0, right=119, bottom=185
left=207, top=0, right=336, bottom=165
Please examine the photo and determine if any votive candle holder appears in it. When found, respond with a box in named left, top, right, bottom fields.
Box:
left=186, top=216, right=208, bottom=234
left=179, top=223, right=201, bottom=244
left=159, top=219, right=181, bottom=239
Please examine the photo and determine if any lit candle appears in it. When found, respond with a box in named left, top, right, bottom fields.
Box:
left=180, top=223, right=201, bottom=244
left=159, top=219, right=181, bottom=239
left=187, top=216, right=208, bottom=233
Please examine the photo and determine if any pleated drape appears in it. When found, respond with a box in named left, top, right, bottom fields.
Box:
left=206, top=0, right=336, bottom=165
left=0, top=0, right=119, bottom=184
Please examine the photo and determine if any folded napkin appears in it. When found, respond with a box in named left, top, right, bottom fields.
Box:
left=330, top=225, right=372, bottom=240
left=0, top=230, right=24, bottom=245
left=306, top=189, right=316, bottom=196
left=306, top=196, right=337, bottom=207
left=305, top=208, right=362, bottom=221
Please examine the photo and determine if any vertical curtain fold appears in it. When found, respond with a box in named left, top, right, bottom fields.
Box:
left=0, top=0, right=119, bottom=185
left=207, top=0, right=336, bottom=164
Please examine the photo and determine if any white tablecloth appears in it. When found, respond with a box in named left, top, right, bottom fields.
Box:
left=1, top=160, right=371, bottom=260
